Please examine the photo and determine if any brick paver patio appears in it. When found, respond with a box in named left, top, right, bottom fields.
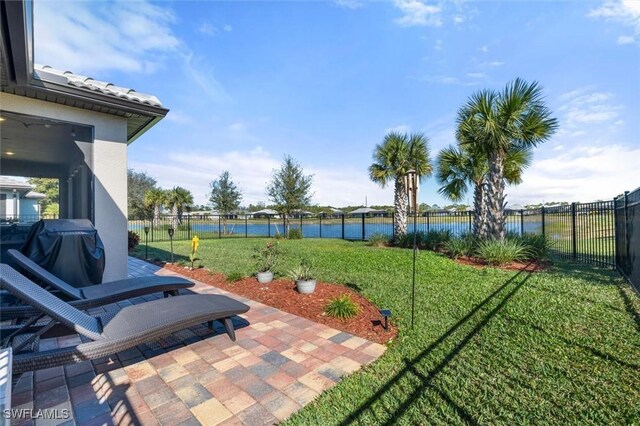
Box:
left=9, top=257, right=386, bottom=425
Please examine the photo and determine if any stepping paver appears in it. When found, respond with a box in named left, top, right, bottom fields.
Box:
left=10, top=257, right=388, bottom=425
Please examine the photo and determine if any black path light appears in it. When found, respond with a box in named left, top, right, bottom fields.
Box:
left=404, top=166, right=420, bottom=330
left=168, top=227, right=175, bottom=263
left=143, top=226, right=150, bottom=260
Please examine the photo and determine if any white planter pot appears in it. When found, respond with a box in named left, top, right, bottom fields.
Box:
left=256, top=271, right=274, bottom=284
left=296, top=279, right=316, bottom=294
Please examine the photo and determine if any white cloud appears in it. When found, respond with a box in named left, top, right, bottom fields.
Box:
left=434, top=39, right=444, bottom=50
left=479, top=45, right=489, bottom=53
left=617, top=34, right=636, bottom=44
left=508, top=145, right=640, bottom=204
left=394, top=0, right=442, bottom=27
left=334, top=0, right=364, bottom=9
left=34, top=1, right=179, bottom=74
left=557, top=88, right=622, bottom=129
left=466, top=72, right=486, bottom=78
left=130, top=147, right=394, bottom=206
left=453, top=15, right=465, bottom=24
left=181, top=53, right=230, bottom=103
left=385, top=124, right=411, bottom=134
left=199, top=22, right=218, bottom=35
left=478, top=60, right=505, bottom=67
left=223, top=24, right=233, bottom=32
left=589, top=0, right=640, bottom=35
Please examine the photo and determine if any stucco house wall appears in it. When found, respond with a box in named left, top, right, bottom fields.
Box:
left=1, top=93, right=129, bottom=281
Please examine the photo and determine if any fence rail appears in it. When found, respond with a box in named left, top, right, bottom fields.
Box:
left=615, top=187, right=639, bottom=292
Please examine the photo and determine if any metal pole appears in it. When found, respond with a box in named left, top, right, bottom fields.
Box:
left=613, top=197, right=618, bottom=267
left=520, top=209, right=524, bottom=236
left=319, top=215, right=322, bottom=238
left=218, top=216, right=221, bottom=239
left=571, top=202, right=577, bottom=260
left=362, top=214, right=365, bottom=241
left=411, top=178, right=418, bottom=330
left=245, top=215, right=248, bottom=238
left=268, top=216, right=271, bottom=238
left=170, top=235, right=174, bottom=263
left=187, top=214, right=191, bottom=240
left=623, top=191, right=629, bottom=273
left=145, top=229, right=148, bottom=259
left=541, top=206, right=545, bottom=237
left=341, top=214, right=345, bottom=240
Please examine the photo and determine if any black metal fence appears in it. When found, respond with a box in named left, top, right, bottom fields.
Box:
left=615, top=187, right=639, bottom=292
left=128, top=210, right=533, bottom=244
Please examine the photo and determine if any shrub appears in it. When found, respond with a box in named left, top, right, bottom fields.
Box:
left=394, top=231, right=426, bottom=249
left=443, top=234, right=476, bottom=259
left=423, top=230, right=452, bottom=251
left=128, top=231, right=140, bottom=249
left=475, top=239, right=529, bottom=266
left=252, top=241, right=281, bottom=272
left=287, top=228, right=303, bottom=239
left=517, top=234, right=553, bottom=260
left=368, top=233, right=390, bottom=247
left=288, top=259, right=314, bottom=281
left=324, top=294, right=360, bottom=320
left=226, top=271, right=245, bottom=282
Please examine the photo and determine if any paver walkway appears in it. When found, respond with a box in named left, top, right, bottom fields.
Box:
left=9, top=257, right=387, bottom=425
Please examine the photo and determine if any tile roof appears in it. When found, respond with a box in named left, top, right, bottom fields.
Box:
left=34, top=64, right=163, bottom=108
left=0, top=176, right=33, bottom=190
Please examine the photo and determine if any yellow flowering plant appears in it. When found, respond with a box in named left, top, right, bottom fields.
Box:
left=189, top=235, right=200, bottom=269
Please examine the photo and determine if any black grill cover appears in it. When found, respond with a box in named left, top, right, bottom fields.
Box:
left=20, top=219, right=105, bottom=287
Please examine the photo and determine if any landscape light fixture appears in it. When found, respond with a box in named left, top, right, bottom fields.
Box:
left=379, top=309, right=392, bottom=331
left=144, top=226, right=150, bottom=259
left=168, top=227, right=175, bottom=263
left=405, top=167, right=419, bottom=330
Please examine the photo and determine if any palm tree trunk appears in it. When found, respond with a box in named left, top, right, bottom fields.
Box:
left=172, top=205, right=179, bottom=229
left=394, top=178, right=408, bottom=237
left=153, top=204, right=160, bottom=227
left=472, top=180, right=488, bottom=239
left=487, top=151, right=506, bottom=240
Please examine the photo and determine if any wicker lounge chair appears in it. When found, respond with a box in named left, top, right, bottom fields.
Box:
left=2, top=249, right=194, bottom=319
left=0, top=264, right=250, bottom=374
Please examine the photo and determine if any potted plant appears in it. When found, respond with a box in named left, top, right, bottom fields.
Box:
left=288, top=259, right=316, bottom=294
left=252, top=242, right=280, bottom=284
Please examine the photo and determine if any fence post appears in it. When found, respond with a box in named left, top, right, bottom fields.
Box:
left=151, top=220, right=154, bottom=242
left=362, top=214, right=365, bottom=241
left=623, top=191, right=629, bottom=273
left=426, top=211, right=430, bottom=232
left=571, top=202, right=577, bottom=260
left=187, top=214, right=191, bottom=240
left=218, top=216, right=221, bottom=239
left=245, top=216, right=248, bottom=238
left=541, top=206, right=545, bottom=237
left=520, top=209, right=524, bottom=235
left=283, top=215, right=287, bottom=237
left=319, top=215, right=322, bottom=238
left=341, top=214, right=345, bottom=240
left=268, top=216, right=271, bottom=238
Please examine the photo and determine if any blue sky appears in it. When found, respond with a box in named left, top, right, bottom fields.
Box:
left=33, top=0, right=640, bottom=207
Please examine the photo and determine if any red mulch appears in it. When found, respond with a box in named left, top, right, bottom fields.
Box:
left=453, top=256, right=550, bottom=272
left=159, top=263, right=397, bottom=344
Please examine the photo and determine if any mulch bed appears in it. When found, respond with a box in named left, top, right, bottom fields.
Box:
left=453, top=256, right=551, bottom=272
left=159, top=263, right=397, bottom=344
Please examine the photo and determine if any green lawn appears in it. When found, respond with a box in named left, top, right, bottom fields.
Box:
left=131, top=238, right=640, bottom=425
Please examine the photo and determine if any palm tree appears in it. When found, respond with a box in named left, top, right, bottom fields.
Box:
left=369, top=132, right=432, bottom=237
left=457, top=78, right=558, bottom=240
left=144, top=188, right=166, bottom=227
left=436, top=144, right=532, bottom=239
left=166, top=186, right=194, bottom=228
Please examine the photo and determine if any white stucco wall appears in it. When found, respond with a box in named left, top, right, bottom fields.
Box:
left=1, top=92, right=129, bottom=281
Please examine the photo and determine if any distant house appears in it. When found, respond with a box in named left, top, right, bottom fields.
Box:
left=290, top=209, right=313, bottom=219
left=250, top=209, right=280, bottom=218
left=0, top=176, right=46, bottom=221
left=349, top=207, right=386, bottom=217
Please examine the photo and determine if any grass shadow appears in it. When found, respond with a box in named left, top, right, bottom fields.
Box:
left=338, top=264, right=535, bottom=425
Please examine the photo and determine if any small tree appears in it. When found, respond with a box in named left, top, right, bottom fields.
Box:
left=166, top=186, right=194, bottom=228
left=209, top=171, right=243, bottom=234
left=127, top=169, right=158, bottom=220
left=27, top=177, right=59, bottom=213
left=266, top=156, right=313, bottom=235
